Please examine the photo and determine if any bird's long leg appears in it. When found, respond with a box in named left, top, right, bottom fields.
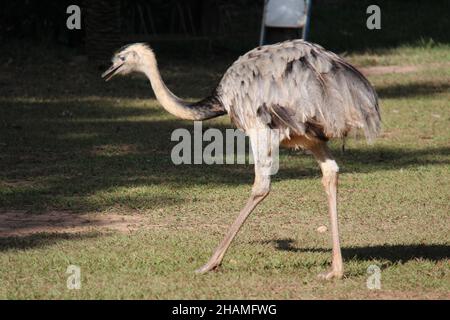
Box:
left=310, top=142, right=344, bottom=280
left=196, top=128, right=276, bottom=273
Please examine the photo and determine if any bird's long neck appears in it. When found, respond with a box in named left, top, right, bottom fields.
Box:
left=140, top=50, right=225, bottom=121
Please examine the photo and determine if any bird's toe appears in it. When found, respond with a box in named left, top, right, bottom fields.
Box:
left=317, top=269, right=344, bottom=280
left=195, top=262, right=219, bottom=274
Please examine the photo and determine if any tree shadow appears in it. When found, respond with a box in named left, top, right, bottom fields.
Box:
left=0, top=96, right=449, bottom=213
left=376, top=82, right=450, bottom=99
left=0, top=232, right=101, bottom=252
left=1, top=46, right=449, bottom=245
left=260, top=238, right=450, bottom=263
left=309, top=0, right=450, bottom=52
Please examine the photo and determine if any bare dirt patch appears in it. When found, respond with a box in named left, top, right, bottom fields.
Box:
left=0, top=211, right=147, bottom=237
left=0, top=210, right=230, bottom=238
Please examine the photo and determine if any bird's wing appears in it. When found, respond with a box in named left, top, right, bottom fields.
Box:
left=218, top=40, right=381, bottom=141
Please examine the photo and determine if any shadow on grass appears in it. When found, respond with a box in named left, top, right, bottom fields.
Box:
left=0, top=232, right=101, bottom=252
left=377, top=82, right=450, bottom=99
left=0, top=96, right=449, bottom=214
left=1, top=52, right=450, bottom=245
left=262, top=239, right=450, bottom=262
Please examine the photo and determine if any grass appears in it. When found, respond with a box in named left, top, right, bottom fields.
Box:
left=0, top=41, right=449, bottom=299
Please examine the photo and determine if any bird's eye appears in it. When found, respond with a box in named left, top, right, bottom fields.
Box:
left=119, top=56, right=125, bottom=61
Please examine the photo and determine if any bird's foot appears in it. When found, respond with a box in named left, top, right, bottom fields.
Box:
left=195, top=261, right=220, bottom=274
left=317, top=268, right=343, bottom=280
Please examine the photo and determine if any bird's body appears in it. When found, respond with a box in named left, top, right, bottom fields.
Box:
left=216, top=40, right=380, bottom=144
left=102, top=40, right=381, bottom=280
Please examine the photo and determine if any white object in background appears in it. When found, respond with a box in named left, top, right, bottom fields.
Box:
left=259, top=0, right=312, bottom=46
left=265, top=0, right=307, bottom=28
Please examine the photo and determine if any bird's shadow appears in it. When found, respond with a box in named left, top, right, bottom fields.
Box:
left=258, top=238, right=450, bottom=263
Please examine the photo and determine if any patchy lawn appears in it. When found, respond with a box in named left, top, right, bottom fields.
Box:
left=0, top=42, right=449, bottom=299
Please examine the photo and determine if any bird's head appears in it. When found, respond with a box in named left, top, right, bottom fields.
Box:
left=101, top=43, right=153, bottom=81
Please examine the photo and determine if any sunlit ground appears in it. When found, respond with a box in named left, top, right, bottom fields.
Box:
left=0, top=42, right=449, bottom=299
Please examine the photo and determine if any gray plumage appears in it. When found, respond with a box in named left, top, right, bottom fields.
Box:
left=102, top=40, right=382, bottom=279
left=215, top=39, right=381, bottom=142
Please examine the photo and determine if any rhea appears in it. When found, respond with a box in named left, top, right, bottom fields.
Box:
left=102, top=40, right=381, bottom=279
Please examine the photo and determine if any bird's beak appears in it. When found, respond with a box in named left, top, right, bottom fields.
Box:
left=101, top=62, right=124, bottom=81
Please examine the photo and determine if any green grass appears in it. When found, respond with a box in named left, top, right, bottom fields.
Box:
left=0, top=42, right=449, bottom=299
